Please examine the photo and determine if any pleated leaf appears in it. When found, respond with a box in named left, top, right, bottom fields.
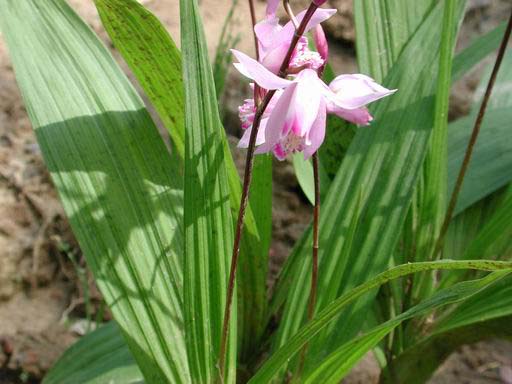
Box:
left=44, top=323, right=142, bottom=384
left=0, top=1, right=188, bottom=382
left=250, top=260, right=512, bottom=383
left=303, top=271, right=509, bottom=384
left=271, top=3, right=466, bottom=374
left=94, top=0, right=185, bottom=161
left=354, top=0, right=435, bottom=82
left=95, top=0, right=270, bottom=357
left=413, top=0, right=459, bottom=265
left=180, top=0, right=236, bottom=382
left=383, top=275, right=512, bottom=384
left=449, top=51, right=512, bottom=214
left=452, top=22, right=507, bottom=82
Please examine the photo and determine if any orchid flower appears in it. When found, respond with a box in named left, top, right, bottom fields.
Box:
left=254, top=5, right=336, bottom=73
left=232, top=49, right=396, bottom=160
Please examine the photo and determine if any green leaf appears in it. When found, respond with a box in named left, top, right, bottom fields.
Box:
left=440, top=185, right=512, bottom=287
left=250, top=260, right=512, bottom=383
left=94, top=0, right=185, bottom=162
left=437, top=274, right=512, bottom=333
left=459, top=186, right=512, bottom=261
left=382, top=315, right=512, bottom=384
left=304, top=271, right=509, bottom=384
left=213, top=0, right=240, bottom=99
left=448, top=52, right=512, bottom=214
left=272, top=2, right=466, bottom=373
left=0, top=1, right=188, bottom=382
left=44, top=323, right=142, bottom=384
left=95, top=0, right=270, bottom=359
left=381, top=276, right=512, bottom=384
left=179, top=0, right=236, bottom=382
left=452, top=22, right=507, bottom=82
left=354, top=0, right=436, bottom=82
left=292, top=154, right=330, bottom=205
left=414, top=0, right=459, bottom=260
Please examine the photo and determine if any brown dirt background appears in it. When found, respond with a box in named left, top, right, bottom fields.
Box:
left=0, top=0, right=511, bottom=383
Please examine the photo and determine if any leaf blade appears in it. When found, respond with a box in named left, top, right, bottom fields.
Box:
left=44, top=323, right=142, bottom=384
left=252, top=260, right=512, bottom=383
left=0, top=1, right=189, bottom=381
left=180, top=0, right=236, bottom=381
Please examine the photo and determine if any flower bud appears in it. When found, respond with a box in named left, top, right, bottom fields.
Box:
left=266, top=0, right=279, bottom=17
left=312, top=24, right=328, bottom=63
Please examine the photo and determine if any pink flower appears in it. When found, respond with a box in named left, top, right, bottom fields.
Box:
left=232, top=50, right=396, bottom=160
left=254, top=7, right=336, bottom=73
left=237, top=87, right=283, bottom=149
left=312, top=24, right=328, bottom=64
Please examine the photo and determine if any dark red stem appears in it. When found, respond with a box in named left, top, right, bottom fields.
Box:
left=218, top=3, right=319, bottom=380
left=432, top=9, right=512, bottom=258
left=248, top=0, right=260, bottom=61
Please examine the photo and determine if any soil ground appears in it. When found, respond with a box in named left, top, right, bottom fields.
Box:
left=0, top=1, right=511, bottom=383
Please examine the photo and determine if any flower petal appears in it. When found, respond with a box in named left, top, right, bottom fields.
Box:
left=231, top=49, right=291, bottom=90
left=255, top=82, right=298, bottom=154
left=312, top=24, right=328, bottom=62
left=266, top=0, right=280, bottom=17
left=329, top=74, right=397, bottom=109
left=276, top=8, right=336, bottom=47
left=303, top=99, right=327, bottom=160
left=260, top=43, right=289, bottom=74
left=328, top=105, right=373, bottom=125
left=238, top=118, right=268, bottom=148
left=292, top=69, right=323, bottom=137
left=254, top=17, right=281, bottom=50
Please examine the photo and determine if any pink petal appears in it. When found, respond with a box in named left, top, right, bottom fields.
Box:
left=303, top=99, right=327, bottom=159
left=301, top=8, right=337, bottom=33
left=231, top=49, right=292, bottom=90
left=266, top=0, right=280, bottom=17
left=260, top=43, right=289, bottom=74
left=256, top=82, right=298, bottom=154
left=254, top=17, right=281, bottom=50
left=291, top=69, right=323, bottom=137
left=312, top=24, right=328, bottom=63
left=238, top=118, right=268, bottom=148
left=276, top=8, right=336, bottom=47
left=273, top=143, right=288, bottom=161
left=328, top=105, right=373, bottom=125
left=328, top=74, right=397, bottom=109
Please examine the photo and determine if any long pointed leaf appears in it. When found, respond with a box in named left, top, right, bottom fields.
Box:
left=180, top=0, right=236, bottom=382
left=0, top=1, right=188, bottom=382
left=272, top=3, right=466, bottom=372
left=304, top=271, right=509, bottom=384
left=251, top=260, right=512, bottom=383
left=44, top=323, right=142, bottom=384
left=95, top=0, right=270, bottom=356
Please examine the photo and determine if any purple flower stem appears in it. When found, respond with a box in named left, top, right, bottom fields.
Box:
left=432, top=9, right=512, bottom=259
left=217, top=3, right=320, bottom=381
left=248, top=0, right=260, bottom=61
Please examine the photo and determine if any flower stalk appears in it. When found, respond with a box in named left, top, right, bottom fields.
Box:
left=218, top=2, right=320, bottom=380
